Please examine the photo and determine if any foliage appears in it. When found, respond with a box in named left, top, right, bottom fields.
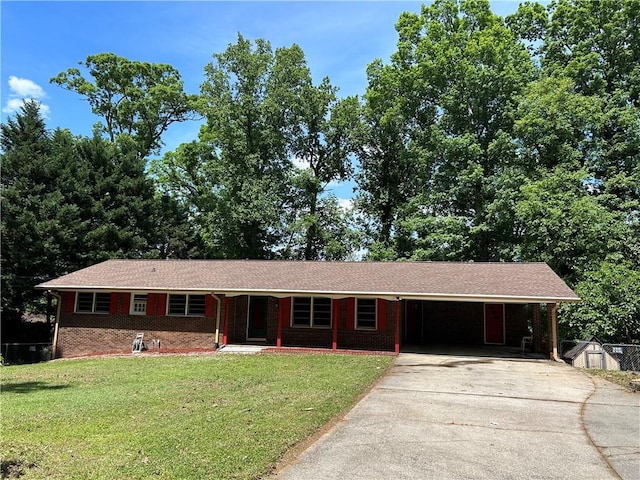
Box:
left=1, top=102, right=76, bottom=316
left=0, top=354, right=392, bottom=479
left=1, top=103, right=161, bottom=318
left=356, top=0, right=534, bottom=261
left=561, top=261, right=640, bottom=343
left=51, top=53, right=199, bottom=158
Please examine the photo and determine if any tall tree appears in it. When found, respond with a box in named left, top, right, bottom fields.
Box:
left=288, top=79, right=360, bottom=260
left=354, top=58, right=414, bottom=259
left=51, top=53, right=199, bottom=158
left=508, top=0, right=640, bottom=342
left=196, top=35, right=303, bottom=258
left=356, top=0, right=534, bottom=261
left=1, top=103, right=87, bottom=317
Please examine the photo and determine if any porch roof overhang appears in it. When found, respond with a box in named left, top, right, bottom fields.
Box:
left=37, top=259, right=580, bottom=305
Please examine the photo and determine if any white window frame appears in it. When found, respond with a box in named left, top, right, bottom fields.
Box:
left=167, top=294, right=206, bottom=316
left=355, top=298, right=377, bottom=330
left=75, top=292, right=111, bottom=314
left=130, top=293, right=148, bottom=315
left=291, top=297, right=332, bottom=329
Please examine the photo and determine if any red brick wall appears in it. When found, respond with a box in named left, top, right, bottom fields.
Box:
left=56, top=292, right=221, bottom=358
left=56, top=291, right=531, bottom=357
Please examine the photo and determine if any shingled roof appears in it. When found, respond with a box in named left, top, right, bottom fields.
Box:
left=37, top=260, right=579, bottom=304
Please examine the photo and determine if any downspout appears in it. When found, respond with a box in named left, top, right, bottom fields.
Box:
left=211, top=294, right=222, bottom=349
left=550, top=303, right=561, bottom=362
left=49, top=290, right=62, bottom=359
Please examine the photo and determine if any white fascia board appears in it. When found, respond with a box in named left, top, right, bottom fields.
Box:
left=43, top=286, right=580, bottom=303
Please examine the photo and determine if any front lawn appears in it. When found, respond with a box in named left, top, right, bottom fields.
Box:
left=1, top=353, right=392, bottom=479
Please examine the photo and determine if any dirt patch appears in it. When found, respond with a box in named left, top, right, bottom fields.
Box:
left=1, top=458, right=36, bottom=479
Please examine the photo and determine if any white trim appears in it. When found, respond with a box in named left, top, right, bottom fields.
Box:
left=166, top=293, right=206, bottom=317
left=290, top=296, right=332, bottom=329
left=75, top=291, right=110, bottom=314
left=484, top=303, right=506, bottom=345
left=355, top=297, right=377, bottom=330
left=45, top=286, right=580, bottom=304
left=130, top=293, right=147, bottom=315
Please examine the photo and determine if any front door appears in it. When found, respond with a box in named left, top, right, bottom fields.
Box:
left=484, top=303, right=505, bottom=344
left=247, top=296, right=268, bottom=340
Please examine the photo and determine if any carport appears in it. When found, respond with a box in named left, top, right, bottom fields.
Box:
left=403, top=300, right=552, bottom=354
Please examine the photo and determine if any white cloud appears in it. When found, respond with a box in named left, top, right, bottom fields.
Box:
left=3, top=76, right=50, bottom=117
left=8, top=76, right=46, bottom=98
left=338, top=198, right=353, bottom=211
left=2, top=98, right=26, bottom=113
left=291, top=156, right=309, bottom=170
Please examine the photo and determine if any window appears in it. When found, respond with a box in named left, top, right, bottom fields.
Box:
left=168, top=294, right=206, bottom=316
left=291, top=297, right=332, bottom=328
left=76, top=292, right=111, bottom=313
left=356, top=298, right=376, bottom=329
left=130, top=294, right=147, bottom=315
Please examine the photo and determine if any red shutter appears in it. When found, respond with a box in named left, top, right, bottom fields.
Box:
left=346, top=298, right=355, bottom=330
left=121, top=293, right=131, bottom=314
left=377, top=299, right=388, bottom=331
left=146, top=293, right=156, bottom=315
left=65, top=292, right=75, bottom=313
left=156, top=294, right=167, bottom=316
left=109, top=293, right=118, bottom=314
left=332, top=299, right=341, bottom=326
left=279, top=297, right=292, bottom=325
left=205, top=295, right=215, bottom=317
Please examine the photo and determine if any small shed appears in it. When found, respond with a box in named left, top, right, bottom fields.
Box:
left=563, top=337, right=620, bottom=370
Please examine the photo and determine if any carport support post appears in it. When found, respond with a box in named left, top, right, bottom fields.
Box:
left=223, top=298, right=230, bottom=345
left=395, top=299, right=401, bottom=354
left=276, top=299, right=283, bottom=349
left=548, top=303, right=560, bottom=361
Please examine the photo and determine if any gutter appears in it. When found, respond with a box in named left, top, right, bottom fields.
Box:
left=550, top=303, right=562, bottom=362
left=211, top=293, right=222, bottom=349
left=49, top=290, right=62, bottom=359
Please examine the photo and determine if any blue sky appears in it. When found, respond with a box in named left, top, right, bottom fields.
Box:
left=1, top=0, right=525, bottom=202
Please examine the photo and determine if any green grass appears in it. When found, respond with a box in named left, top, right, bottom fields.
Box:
left=1, top=353, right=393, bottom=479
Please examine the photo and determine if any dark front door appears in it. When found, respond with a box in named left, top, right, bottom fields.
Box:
left=248, top=296, right=268, bottom=340
left=484, top=303, right=505, bottom=344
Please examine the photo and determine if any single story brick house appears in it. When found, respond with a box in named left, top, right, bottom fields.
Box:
left=37, top=260, right=580, bottom=359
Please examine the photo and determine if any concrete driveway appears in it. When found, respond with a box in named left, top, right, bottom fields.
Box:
left=273, top=349, right=639, bottom=480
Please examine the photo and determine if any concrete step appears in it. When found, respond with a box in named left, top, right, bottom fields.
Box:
left=219, top=344, right=266, bottom=354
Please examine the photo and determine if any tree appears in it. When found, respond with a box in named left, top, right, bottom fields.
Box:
left=560, top=260, right=640, bottom=343
left=354, top=58, right=415, bottom=258
left=194, top=35, right=305, bottom=258
left=51, top=53, right=199, bottom=158
left=73, top=133, right=158, bottom=261
left=356, top=0, right=534, bottom=261
left=288, top=79, right=360, bottom=259
left=152, top=193, right=205, bottom=259
left=515, top=168, right=627, bottom=285
left=1, top=103, right=87, bottom=317
left=2, top=101, right=58, bottom=318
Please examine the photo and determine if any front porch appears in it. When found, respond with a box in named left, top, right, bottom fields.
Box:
left=219, top=295, right=558, bottom=358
